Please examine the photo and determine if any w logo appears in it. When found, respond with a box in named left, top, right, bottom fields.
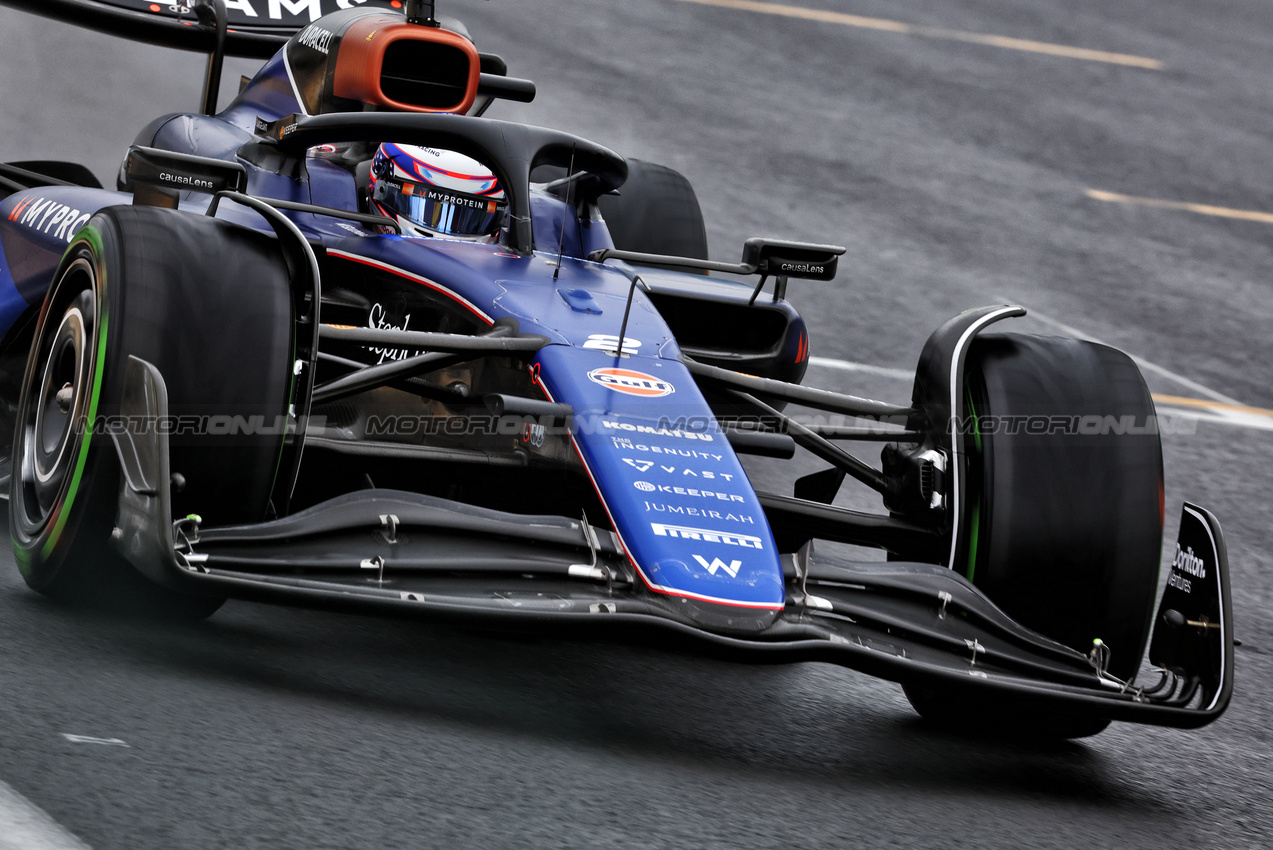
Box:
left=692, top=554, right=742, bottom=578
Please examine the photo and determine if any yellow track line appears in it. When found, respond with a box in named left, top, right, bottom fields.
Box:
left=1152, top=394, right=1273, bottom=419
left=672, top=0, right=1163, bottom=69
left=1086, top=189, right=1273, bottom=225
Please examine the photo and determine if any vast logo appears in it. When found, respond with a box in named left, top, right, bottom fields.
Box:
left=588, top=369, right=674, bottom=398
left=650, top=523, right=763, bottom=549
left=622, top=458, right=654, bottom=472
left=692, top=555, right=741, bottom=578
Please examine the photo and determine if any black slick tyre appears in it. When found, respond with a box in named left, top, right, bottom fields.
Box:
left=598, top=159, right=708, bottom=262
left=906, top=334, right=1164, bottom=739
left=9, top=205, right=294, bottom=618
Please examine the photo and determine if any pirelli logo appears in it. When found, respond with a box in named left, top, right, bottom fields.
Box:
left=649, top=523, right=763, bottom=549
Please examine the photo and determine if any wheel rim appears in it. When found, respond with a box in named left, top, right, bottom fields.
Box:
left=17, top=259, right=97, bottom=532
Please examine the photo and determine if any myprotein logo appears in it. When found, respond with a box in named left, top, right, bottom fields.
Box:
left=9, top=197, right=90, bottom=244
left=589, top=369, right=674, bottom=398
left=420, top=188, right=497, bottom=213
left=650, top=523, right=762, bottom=549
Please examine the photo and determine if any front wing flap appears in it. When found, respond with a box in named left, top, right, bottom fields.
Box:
left=110, top=356, right=1233, bottom=729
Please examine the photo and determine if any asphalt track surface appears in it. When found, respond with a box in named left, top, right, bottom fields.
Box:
left=1, top=1, right=1272, bottom=847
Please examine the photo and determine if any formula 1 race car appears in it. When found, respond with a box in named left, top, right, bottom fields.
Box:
left=0, top=0, right=1232, bottom=739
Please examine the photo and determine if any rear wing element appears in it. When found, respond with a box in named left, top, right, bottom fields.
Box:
left=0, top=0, right=531, bottom=116
left=0, top=0, right=403, bottom=58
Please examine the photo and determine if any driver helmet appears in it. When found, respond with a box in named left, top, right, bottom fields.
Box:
left=368, top=143, right=507, bottom=240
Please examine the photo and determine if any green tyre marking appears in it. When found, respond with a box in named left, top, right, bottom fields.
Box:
left=967, top=385, right=981, bottom=454
left=964, top=385, right=981, bottom=582
left=966, top=498, right=980, bottom=583
left=40, top=226, right=108, bottom=560
left=266, top=320, right=299, bottom=505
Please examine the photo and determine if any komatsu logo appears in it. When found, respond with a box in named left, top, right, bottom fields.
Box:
left=650, top=523, right=763, bottom=549
left=692, top=555, right=741, bottom=578
left=1171, top=544, right=1206, bottom=578
left=9, top=197, right=91, bottom=244
left=603, top=421, right=712, bottom=441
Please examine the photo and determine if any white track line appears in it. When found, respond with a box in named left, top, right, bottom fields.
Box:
left=1013, top=304, right=1243, bottom=406
left=1157, top=407, right=1273, bottom=431
left=0, top=781, right=91, bottom=850
left=806, top=356, right=914, bottom=381
left=806, top=343, right=1273, bottom=431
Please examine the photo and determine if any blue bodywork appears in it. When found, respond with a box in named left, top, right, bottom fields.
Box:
left=0, top=1, right=1239, bottom=732
left=0, top=47, right=799, bottom=616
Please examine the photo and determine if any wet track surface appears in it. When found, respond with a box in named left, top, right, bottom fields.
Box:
left=1, top=1, right=1272, bottom=846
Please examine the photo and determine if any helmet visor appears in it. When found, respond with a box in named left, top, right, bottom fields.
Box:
left=374, top=178, right=506, bottom=238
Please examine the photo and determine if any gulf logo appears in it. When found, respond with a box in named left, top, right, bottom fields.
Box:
left=587, top=368, right=675, bottom=398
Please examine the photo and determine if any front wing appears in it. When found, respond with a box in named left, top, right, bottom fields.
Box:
left=110, top=356, right=1233, bottom=729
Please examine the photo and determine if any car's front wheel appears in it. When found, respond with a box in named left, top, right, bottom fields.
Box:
left=905, top=333, right=1164, bottom=739
left=10, top=205, right=294, bottom=618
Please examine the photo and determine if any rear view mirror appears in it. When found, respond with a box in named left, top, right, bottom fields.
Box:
left=740, top=238, right=845, bottom=281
